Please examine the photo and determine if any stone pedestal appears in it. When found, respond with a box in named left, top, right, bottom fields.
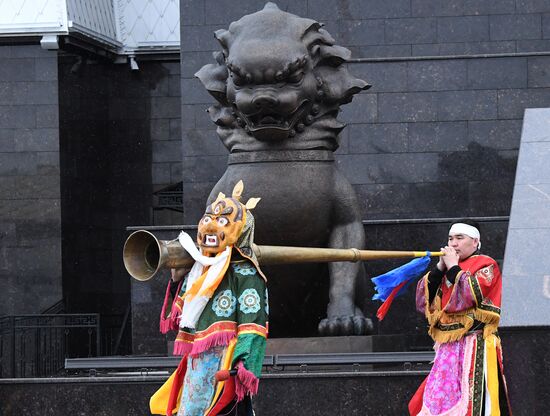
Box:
left=266, top=335, right=407, bottom=355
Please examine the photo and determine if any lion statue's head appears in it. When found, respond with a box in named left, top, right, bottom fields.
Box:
left=195, top=2, right=370, bottom=152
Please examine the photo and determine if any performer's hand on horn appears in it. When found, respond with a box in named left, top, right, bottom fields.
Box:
left=169, top=268, right=190, bottom=298
left=436, top=249, right=447, bottom=272
left=215, top=368, right=237, bottom=381
left=170, top=268, right=189, bottom=282
left=440, top=246, right=460, bottom=270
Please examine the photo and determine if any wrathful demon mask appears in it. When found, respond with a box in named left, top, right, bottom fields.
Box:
left=197, top=180, right=260, bottom=255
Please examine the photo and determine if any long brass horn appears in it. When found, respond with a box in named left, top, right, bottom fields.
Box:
left=124, top=230, right=443, bottom=281
left=123, top=230, right=195, bottom=281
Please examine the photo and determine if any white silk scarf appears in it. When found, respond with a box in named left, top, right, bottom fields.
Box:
left=177, top=231, right=231, bottom=330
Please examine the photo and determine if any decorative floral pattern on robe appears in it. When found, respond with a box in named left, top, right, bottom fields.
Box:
left=177, top=346, right=225, bottom=416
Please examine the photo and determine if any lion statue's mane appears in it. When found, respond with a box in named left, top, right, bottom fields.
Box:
left=195, top=2, right=370, bottom=152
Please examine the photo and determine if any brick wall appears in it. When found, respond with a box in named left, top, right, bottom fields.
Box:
left=0, top=44, right=62, bottom=315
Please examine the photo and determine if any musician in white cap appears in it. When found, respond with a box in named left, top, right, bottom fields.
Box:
left=409, top=219, right=512, bottom=416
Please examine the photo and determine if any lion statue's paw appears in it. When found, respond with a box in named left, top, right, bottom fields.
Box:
left=318, top=315, right=373, bottom=336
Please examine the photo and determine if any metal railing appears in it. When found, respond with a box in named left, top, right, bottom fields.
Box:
left=0, top=314, right=100, bottom=378
left=99, top=307, right=132, bottom=357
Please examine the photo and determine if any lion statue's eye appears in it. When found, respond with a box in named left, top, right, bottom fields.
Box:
left=287, top=71, right=304, bottom=84
left=202, top=216, right=212, bottom=225
left=217, top=217, right=229, bottom=226
left=231, top=73, right=245, bottom=87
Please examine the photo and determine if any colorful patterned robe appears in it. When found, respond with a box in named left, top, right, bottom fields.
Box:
left=157, top=253, right=268, bottom=416
left=409, top=254, right=512, bottom=416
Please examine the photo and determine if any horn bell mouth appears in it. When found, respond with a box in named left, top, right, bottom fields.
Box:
left=123, top=230, right=162, bottom=281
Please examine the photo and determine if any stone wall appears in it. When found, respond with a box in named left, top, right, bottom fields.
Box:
left=57, top=57, right=181, bottom=353
left=178, top=0, right=550, bottom=340
left=179, top=0, right=550, bottom=224
left=0, top=42, right=181, bottom=352
left=0, top=44, right=62, bottom=315
left=312, top=0, right=550, bottom=58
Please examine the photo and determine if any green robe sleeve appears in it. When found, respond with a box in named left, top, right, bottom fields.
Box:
left=230, top=261, right=268, bottom=378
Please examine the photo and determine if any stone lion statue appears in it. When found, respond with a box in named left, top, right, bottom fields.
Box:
left=195, top=2, right=373, bottom=336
